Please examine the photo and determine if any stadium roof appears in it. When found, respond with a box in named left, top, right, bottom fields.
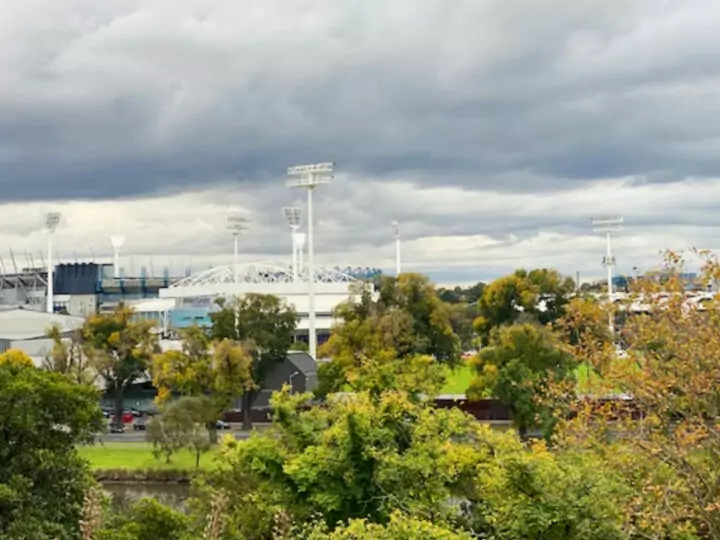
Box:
left=169, top=262, right=358, bottom=288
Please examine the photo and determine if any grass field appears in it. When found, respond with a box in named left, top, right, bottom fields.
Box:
left=441, top=359, right=607, bottom=396
left=441, top=362, right=475, bottom=394
left=78, top=443, right=222, bottom=471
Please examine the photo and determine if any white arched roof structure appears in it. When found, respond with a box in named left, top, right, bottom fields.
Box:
left=169, top=262, right=358, bottom=288
left=158, top=262, right=370, bottom=333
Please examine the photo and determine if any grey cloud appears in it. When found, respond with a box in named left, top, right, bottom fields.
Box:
left=2, top=0, right=720, bottom=202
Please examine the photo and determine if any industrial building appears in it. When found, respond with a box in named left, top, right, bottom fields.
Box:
left=0, top=308, right=85, bottom=364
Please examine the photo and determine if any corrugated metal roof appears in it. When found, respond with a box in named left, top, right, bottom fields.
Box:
left=0, top=308, right=84, bottom=340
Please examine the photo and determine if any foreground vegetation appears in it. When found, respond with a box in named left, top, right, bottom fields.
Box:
left=3, top=252, right=720, bottom=538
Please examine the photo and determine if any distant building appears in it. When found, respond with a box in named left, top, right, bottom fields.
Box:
left=0, top=308, right=85, bottom=365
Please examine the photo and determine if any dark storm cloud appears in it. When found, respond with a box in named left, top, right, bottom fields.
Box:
left=2, top=0, right=720, bottom=203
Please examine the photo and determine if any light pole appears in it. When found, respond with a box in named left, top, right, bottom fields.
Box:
left=283, top=207, right=303, bottom=282
left=289, top=370, right=301, bottom=391
left=295, top=232, right=306, bottom=274
left=391, top=220, right=401, bottom=276
left=286, top=162, right=334, bottom=360
left=226, top=209, right=249, bottom=285
left=109, top=235, right=126, bottom=279
left=592, top=215, right=623, bottom=334
left=45, top=211, right=61, bottom=314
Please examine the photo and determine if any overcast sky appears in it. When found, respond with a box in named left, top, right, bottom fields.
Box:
left=2, top=0, right=719, bottom=285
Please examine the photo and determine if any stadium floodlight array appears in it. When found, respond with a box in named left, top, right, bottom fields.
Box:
left=44, top=211, right=62, bottom=314
left=391, top=221, right=401, bottom=276
left=591, top=215, right=624, bottom=333
left=226, top=209, right=250, bottom=284
left=283, top=207, right=303, bottom=282
left=286, top=162, right=334, bottom=360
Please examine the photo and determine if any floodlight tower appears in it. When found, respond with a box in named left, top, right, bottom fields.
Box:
left=109, top=235, right=126, bottom=279
left=295, top=232, right=306, bottom=272
left=44, top=211, right=61, bottom=314
left=286, top=162, right=334, bottom=360
left=226, top=209, right=249, bottom=284
left=592, top=215, right=624, bottom=333
left=391, top=220, right=401, bottom=276
left=283, top=207, right=303, bottom=282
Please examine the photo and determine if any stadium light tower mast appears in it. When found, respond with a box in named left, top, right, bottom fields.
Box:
left=295, top=232, right=306, bottom=273
left=109, top=235, right=126, bottom=279
left=44, top=211, right=61, bottom=314
left=283, top=207, right=303, bottom=282
left=391, top=220, right=401, bottom=276
left=592, top=215, right=623, bottom=334
left=226, top=209, right=249, bottom=285
left=286, top=162, right=334, bottom=360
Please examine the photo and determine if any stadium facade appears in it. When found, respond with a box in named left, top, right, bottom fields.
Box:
left=0, top=258, right=381, bottom=345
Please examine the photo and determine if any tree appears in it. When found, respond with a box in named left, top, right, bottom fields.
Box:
left=469, top=322, right=578, bottom=439
left=146, top=396, right=215, bottom=466
left=475, top=269, right=575, bottom=343
left=557, top=251, right=720, bottom=538
left=210, top=294, right=298, bottom=430
left=82, top=305, right=158, bottom=428
left=437, top=281, right=486, bottom=305
left=151, top=326, right=254, bottom=441
left=187, top=385, right=629, bottom=539
left=43, top=325, right=95, bottom=385
left=319, top=274, right=461, bottom=393
left=304, top=512, right=474, bottom=539
left=0, top=357, right=104, bottom=539
left=96, top=498, right=188, bottom=540
left=145, top=408, right=189, bottom=464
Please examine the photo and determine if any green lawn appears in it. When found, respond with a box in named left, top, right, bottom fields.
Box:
left=78, top=442, right=222, bottom=471
left=441, top=362, right=475, bottom=394
left=442, top=359, right=611, bottom=396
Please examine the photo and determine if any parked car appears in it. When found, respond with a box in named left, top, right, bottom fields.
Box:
left=108, top=423, right=125, bottom=434
left=215, top=420, right=231, bottom=430
left=133, top=418, right=147, bottom=431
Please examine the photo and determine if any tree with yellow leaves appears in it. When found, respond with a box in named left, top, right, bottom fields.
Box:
left=82, top=305, right=158, bottom=429
left=151, top=326, right=253, bottom=439
left=557, top=250, right=720, bottom=539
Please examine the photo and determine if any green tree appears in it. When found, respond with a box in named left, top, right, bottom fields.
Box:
left=151, top=327, right=253, bottom=440
left=475, top=269, right=575, bottom=343
left=437, top=281, right=486, bottom=305
left=320, top=274, right=461, bottom=393
left=82, top=305, right=158, bottom=428
left=188, top=385, right=628, bottom=539
left=146, top=395, right=217, bottom=465
left=304, top=512, right=473, bottom=539
left=0, top=357, right=104, bottom=539
left=191, top=388, right=481, bottom=538
left=469, top=323, right=578, bottom=439
left=96, top=498, right=188, bottom=540
left=209, top=294, right=298, bottom=430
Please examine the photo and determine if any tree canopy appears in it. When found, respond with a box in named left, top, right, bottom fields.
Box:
left=469, top=322, right=578, bottom=439
left=0, top=358, right=103, bottom=539
left=474, top=268, right=575, bottom=342
left=209, top=293, right=298, bottom=429
left=82, top=305, right=158, bottom=425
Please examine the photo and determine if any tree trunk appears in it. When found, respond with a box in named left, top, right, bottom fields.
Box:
left=207, top=423, right=218, bottom=444
left=242, top=392, right=254, bottom=431
left=195, top=450, right=200, bottom=468
left=113, top=384, right=125, bottom=429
